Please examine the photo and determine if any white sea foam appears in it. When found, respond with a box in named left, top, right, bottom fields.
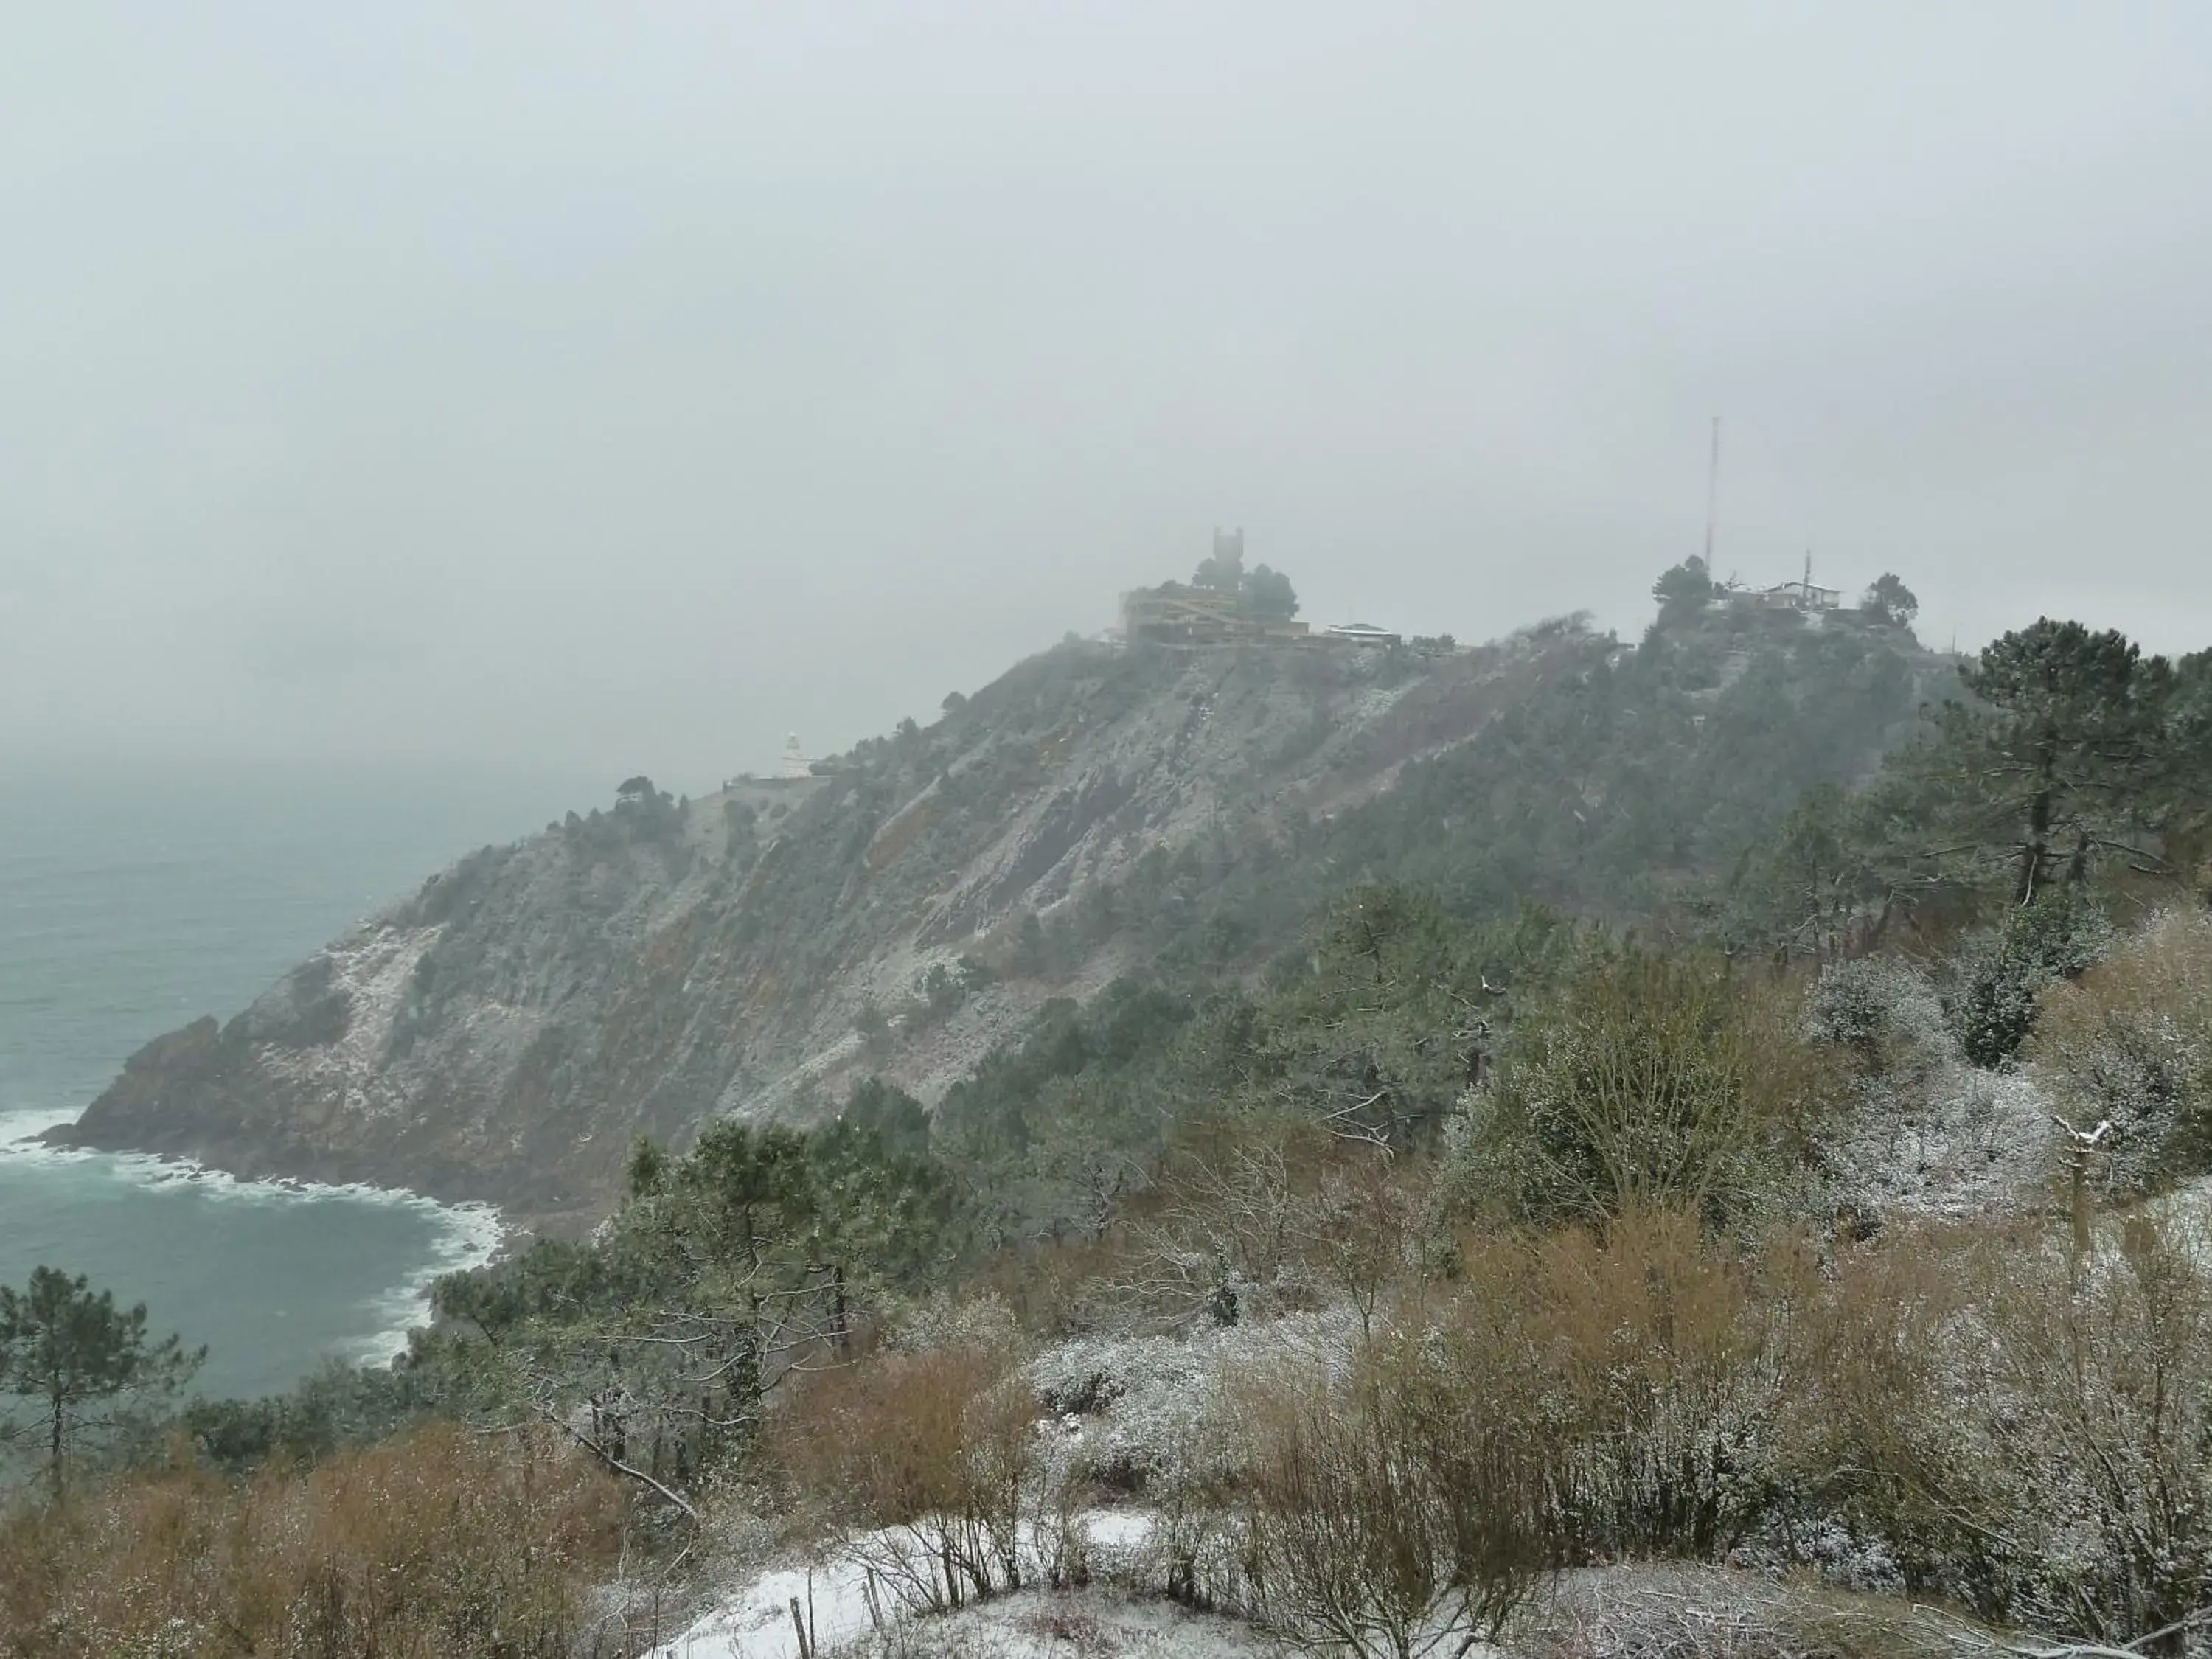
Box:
left=0, top=1105, right=81, bottom=1146
left=0, top=1107, right=504, bottom=1368
left=344, top=1196, right=506, bottom=1366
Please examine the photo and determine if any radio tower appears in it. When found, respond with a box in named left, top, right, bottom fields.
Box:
left=1703, top=416, right=1721, bottom=566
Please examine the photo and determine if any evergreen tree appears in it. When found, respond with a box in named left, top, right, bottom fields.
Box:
left=1952, top=887, right=2112, bottom=1066
left=0, top=1266, right=201, bottom=1493
left=1863, top=572, right=1919, bottom=626
left=1242, top=563, right=1300, bottom=619
left=1652, top=556, right=1715, bottom=622
left=1715, top=781, right=1887, bottom=965
left=1905, top=620, right=2177, bottom=904
left=2162, top=648, right=2212, bottom=881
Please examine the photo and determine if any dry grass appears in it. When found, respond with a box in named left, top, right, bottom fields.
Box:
left=776, top=1334, right=1040, bottom=1613
left=0, top=1421, right=623, bottom=1659
left=1486, top=1211, right=1818, bottom=1562
left=1231, top=1330, right=1552, bottom=1659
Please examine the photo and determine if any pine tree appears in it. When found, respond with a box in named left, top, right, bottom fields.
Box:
left=1904, top=619, right=2178, bottom=903
left=1652, top=556, right=1715, bottom=623
left=0, top=1266, right=202, bottom=1494
left=1863, top=572, right=1919, bottom=625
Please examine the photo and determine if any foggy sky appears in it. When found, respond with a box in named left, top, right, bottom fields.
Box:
left=6, top=5, right=2209, bottom=796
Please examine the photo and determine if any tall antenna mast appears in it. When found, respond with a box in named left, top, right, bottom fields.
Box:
left=1703, top=417, right=1721, bottom=566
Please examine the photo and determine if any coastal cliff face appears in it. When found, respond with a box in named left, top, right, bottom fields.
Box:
left=61, top=616, right=1938, bottom=1231
left=63, top=638, right=1553, bottom=1226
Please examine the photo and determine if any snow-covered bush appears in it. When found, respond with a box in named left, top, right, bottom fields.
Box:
left=1805, top=955, right=1954, bottom=1082
left=2031, top=908, right=2212, bottom=1194
left=1816, top=1064, right=2059, bottom=1222
left=1031, top=1334, right=1137, bottom=1419
left=1027, top=1311, right=1369, bottom=1613
left=1728, top=1512, right=1904, bottom=1593
left=1808, top=1211, right=2212, bottom=1646
left=882, top=1290, right=1024, bottom=1359
left=1032, top=1332, right=1211, bottom=1498
left=1030, top=1310, right=1360, bottom=1499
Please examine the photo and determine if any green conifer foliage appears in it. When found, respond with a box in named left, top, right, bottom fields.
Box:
left=0, top=1267, right=202, bottom=1494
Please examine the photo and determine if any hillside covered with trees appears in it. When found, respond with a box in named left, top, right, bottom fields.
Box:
left=10, top=568, right=2212, bottom=1659
left=59, top=560, right=1947, bottom=1231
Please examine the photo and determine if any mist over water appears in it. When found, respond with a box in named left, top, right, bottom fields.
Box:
left=0, top=762, right=594, bottom=1399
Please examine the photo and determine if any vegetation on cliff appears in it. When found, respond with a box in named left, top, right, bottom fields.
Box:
left=62, top=576, right=1952, bottom=1229
left=12, top=576, right=2212, bottom=1657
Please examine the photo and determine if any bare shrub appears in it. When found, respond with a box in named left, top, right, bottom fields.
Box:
left=1117, top=1113, right=1321, bottom=1329
left=1116, top=1115, right=1435, bottom=1338
left=1529, top=1212, right=1812, bottom=1560
left=973, top=1232, right=1125, bottom=1338
left=1291, top=1144, right=1432, bottom=1346
left=1433, top=1212, right=1814, bottom=1565
left=777, top=1335, right=1038, bottom=1613
left=0, top=1422, right=622, bottom=1658
left=1234, top=1331, right=1552, bottom=1659
left=2032, top=907, right=2212, bottom=1193
left=1100, top=1211, right=1812, bottom=1612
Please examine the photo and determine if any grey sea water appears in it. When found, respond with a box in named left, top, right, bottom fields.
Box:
left=0, top=762, right=595, bottom=1401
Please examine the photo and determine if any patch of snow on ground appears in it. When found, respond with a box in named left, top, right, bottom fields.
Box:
left=818, top=1587, right=1275, bottom=1658
left=652, top=1514, right=1168, bottom=1659
left=648, top=1553, right=873, bottom=1659
left=1826, top=1062, right=2059, bottom=1220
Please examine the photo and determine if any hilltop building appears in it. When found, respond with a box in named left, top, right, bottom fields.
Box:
left=1325, top=622, right=1402, bottom=647
left=1722, top=555, right=1841, bottom=613
left=1728, top=577, right=1842, bottom=612
left=1119, top=582, right=1310, bottom=647
left=1119, top=582, right=1239, bottom=644
left=1124, top=580, right=1310, bottom=641
left=778, top=734, right=813, bottom=779
left=1119, top=532, right=1419, bottom=649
